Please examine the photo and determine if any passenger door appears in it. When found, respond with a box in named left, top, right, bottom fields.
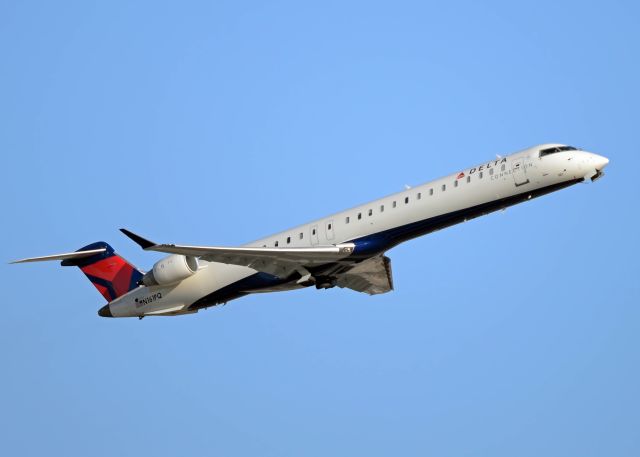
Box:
left=511, top=158, right=530, bottom=187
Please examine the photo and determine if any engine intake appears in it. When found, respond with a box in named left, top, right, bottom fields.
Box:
left=142, top=254, right=198, bottom=286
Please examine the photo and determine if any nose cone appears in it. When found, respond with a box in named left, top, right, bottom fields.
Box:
left=98, top=304, right=113, bottom=318
left=592, top=154, right=610, bottom=170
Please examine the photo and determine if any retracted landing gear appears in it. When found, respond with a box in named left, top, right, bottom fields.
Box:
left=315, top=277, right=337, bottom=290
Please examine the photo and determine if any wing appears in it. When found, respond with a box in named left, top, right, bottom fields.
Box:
left=335, top=255, right=394, bottom=295
left=120, top=229, right=355, bottom=278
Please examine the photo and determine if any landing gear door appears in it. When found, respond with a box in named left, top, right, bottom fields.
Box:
left=512, top=158, right=530, bottom=187
left=310, top=225, right=319, bottom=245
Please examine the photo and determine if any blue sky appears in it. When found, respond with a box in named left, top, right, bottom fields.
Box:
left=2, top=1, right=639, bottom=455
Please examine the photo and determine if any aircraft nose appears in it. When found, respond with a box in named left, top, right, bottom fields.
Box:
left=591, top=154, right=609, bottom=170
left=98, top=304, right=113, bottom=318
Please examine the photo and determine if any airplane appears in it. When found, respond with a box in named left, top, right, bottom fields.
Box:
left=11, top=144, right=609, bottom=319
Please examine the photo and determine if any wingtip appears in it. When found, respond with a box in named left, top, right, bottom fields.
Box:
left=9, top=258, right=30, bottom=264
left=119, top=228, right=156, bottom=249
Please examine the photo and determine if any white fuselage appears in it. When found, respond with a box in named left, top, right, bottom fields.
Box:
left=108, top=144, right=608, bottom=317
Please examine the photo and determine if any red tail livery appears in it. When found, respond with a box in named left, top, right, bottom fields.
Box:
left=61, top=242, right=143, bottom=301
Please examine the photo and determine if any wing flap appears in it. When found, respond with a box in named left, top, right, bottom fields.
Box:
left=335, top=255, right=394, bottom=295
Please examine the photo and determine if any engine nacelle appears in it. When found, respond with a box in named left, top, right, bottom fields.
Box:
left=142, top=254, right=198, bottom=286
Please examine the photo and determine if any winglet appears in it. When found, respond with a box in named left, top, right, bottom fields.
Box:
left=120, top=229, right=157, bottom=250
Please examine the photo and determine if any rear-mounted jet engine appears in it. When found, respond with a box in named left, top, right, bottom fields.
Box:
left=141, top=254, right=198, bottom=286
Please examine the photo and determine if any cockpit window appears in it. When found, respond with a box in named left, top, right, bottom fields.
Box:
left=539, top=145, right=579, bottom=157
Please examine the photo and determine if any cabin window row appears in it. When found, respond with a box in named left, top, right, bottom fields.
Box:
left=271, top=164, right=508, bottom=246
left=341, top=164, right=509, bottom=225
left=274, top=230, right=306, bottom=246
left=344, top=193, right=422, bottom=224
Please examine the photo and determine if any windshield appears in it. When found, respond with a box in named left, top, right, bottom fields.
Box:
left=539, top=146, right=579, bottom=157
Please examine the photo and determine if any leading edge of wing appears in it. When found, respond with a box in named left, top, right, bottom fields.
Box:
left=119, top=228, right=355, bottom=271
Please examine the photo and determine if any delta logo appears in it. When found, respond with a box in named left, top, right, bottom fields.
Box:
left=460, top=157, right=509, bottom=178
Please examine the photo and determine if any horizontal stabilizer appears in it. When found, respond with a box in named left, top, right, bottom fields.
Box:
left=10, top=248, right=107, bottom=264
left=11, top=241, right=144, bottom=302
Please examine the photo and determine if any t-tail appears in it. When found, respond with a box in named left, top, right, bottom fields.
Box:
left=10, top=241, right=143, bottom=302
left=61, top=242, right=143, bottom=301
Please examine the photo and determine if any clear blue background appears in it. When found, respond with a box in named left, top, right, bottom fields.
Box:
left=2, top=1, right=638, bottom=455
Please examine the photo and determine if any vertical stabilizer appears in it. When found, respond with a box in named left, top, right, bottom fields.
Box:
left=61, top=242, right=143, bottom=301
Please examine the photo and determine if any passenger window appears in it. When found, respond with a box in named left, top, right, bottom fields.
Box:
left=501, top=164, right=506, bottom=171
left=479, top=172, right=483, bottom=179
left=454, top=180, right=458, bottom=187
left=299, top=232, right=303, bottom=239
left=286, top=236, right=291, bottom=244
left=490, top=168, right=494, bottom=175
left=429, top=188, right=434, bottom=196
left=368, top=209, right=373, bottom=216
left=346, top=216, right=350, bottom=224
left=275, top=241, right=279, bottom=247
left=466, top=176, right=471, bottom=183
left=393, top=201, right=397, bottom=208
left=442, top=184, right=446, bottom=191
left=380, top=204, right=384, bottom=212
left=404, top=196, right=409, bottom=204
left=358, top=212, right=362, bottom=220
left=328, top=223, right=332, bottom=230
left=312, top=228, right=316, bottom=235
left=417, top=192, right=421, bottom=200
